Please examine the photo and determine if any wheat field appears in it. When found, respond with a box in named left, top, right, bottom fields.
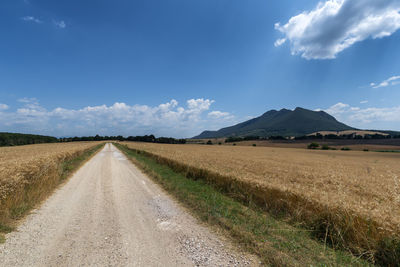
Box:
left=122, top=141, right=400, bottom=257
left=0, top=142, right=103, bottom=224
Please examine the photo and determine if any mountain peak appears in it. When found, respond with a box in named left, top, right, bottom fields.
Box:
left=262, top=109, right=277, bottom=115
left=193, top=107, right=354, bottom=139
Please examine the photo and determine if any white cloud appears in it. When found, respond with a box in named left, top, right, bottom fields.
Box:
left=325, top=102, right=349, bottom=114
left=371, top=75, right=400, bottom=88
left=360, top=100, right=368, bottom=104
left=0, top=98, right=236, bottom=137
left=187, top=98, right=214, bottom=112
left=21, top=16, right=42, bottom=24
left=0, top=104, right=9, bottom=110
left=324, top=102, right=400, bottom=129
left=17, top=97, right=43, bottom=111
left=18, top=97, right=38, bottom=104
left=274, top=38, right=286, bottom=47
left=208, top=111, right=233, bottom=120
left=54, top=20, right=66, bottom=29
left=275, top=0, right=400, bottom=59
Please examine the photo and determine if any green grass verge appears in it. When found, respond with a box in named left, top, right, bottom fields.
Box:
left=59, top=143, right=105, bottom=181
left=0, top=223, right=14, bottom=243
left=0, top=143, right=105, bottom=241
left=115, top=143, right=370, bottom=266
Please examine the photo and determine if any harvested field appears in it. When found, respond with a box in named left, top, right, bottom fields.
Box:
left=192, top=138, right=400, bottom=151
left=121, top=141, right=400, bottom=263
left=237, top=139, right=400, bottom=150
left=309, top=130, right=390, bottom=137
left=0, top=142, right=103, bottom=226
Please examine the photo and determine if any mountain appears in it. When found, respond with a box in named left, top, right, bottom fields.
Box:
left=194, top=107, right=354, bottom=138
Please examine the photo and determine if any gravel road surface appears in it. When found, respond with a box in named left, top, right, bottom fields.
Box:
left=0, top=143, right=258, bottom=266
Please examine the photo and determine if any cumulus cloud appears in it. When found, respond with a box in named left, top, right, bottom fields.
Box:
left=324, top=102, right=400, bottom=129
left=360, top=100, right=368, bottom=104
left=0, top=104, right=9, bottom=110
left=207, top=111, right=234, bottom=120
left=187, top=99, right=214, bottom=112
left=53, top=20, right=66, bottom=29
left=370, top=75, right=400, bottom=88
left=275, top=0, right=400, bottom=59
left=0, top=98, right=236, bottom=137
left=21, top=16, right=42, bottom=24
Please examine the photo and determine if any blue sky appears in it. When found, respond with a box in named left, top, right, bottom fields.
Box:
left=0, top=0, right=400, bottom=137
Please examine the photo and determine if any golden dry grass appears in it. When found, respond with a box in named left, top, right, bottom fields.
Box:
left=0, top=142, right=103, bottom=225
left=122, top=141, right=400, bottom=261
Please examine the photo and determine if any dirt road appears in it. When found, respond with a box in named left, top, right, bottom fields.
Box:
left=0, top=143, right=257, bottom=266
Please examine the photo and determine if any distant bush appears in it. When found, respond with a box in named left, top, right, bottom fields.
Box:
left=341, top=147, right=351, bottom=151
left=206, top=140, right=213, bottom=145
left=322, top=145, right=330, bottom=150
left=363, top=148, right=369, bottom=152
left=252, top=144, right=257, bottom=147
left=233, top=143, right=236, bottom=146
left=307, top=142, right=319, bottom=149
left=268, top=135, right=287, bottom=140
left=218, top=142, right=222, bottom=145
left=225, top=136, right=243, bottom=143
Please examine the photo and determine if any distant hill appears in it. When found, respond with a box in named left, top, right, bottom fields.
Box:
left=0, top=132, right=58, bottom=147
left=194, top=107, right=355, bottom=138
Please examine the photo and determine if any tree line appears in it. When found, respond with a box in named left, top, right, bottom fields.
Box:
left=3, top=131, right=399, bottom=147
left=59, top=134, right=187, bottom=144
left=0, top=133, right=186, bottom=147
left=0, top=132, right=58, bottom=146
